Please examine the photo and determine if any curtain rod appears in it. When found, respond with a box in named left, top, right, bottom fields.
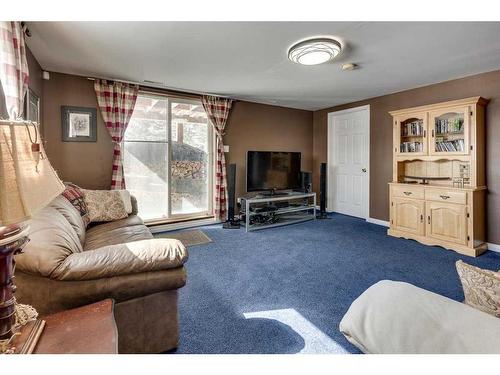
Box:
left=86, top=76, right=233, bottom=100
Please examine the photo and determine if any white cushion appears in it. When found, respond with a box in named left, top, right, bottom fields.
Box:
left=339, top=280, right=500, bottom=354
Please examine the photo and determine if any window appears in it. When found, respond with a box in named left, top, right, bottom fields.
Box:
left=123, top=94, right=213, bottom=222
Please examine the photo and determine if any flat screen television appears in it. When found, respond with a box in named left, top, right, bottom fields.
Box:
left=246, top=151, right=301, bottom=192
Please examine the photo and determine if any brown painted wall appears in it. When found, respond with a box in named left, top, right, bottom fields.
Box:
left=313, top=69, right=500, bottom=244
left=225, top=101, right=313, bottom=199
left=36, top=63, right=500, bottom=244
left=42, top=72, right=113, bottom=189
left=41, top=73, right=314, bottom=195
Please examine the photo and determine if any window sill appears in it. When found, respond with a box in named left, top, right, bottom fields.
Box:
left=147, top=215, right=218, bottom=233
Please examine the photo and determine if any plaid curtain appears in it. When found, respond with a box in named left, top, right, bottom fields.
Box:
left=94, top=79, right=139, bottom=189
left=202, top=95, right=233, bottom=221
left=0, top=21, right=29, bottom=120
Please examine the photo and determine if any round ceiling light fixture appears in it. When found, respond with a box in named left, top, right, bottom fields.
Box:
left=288, top=37, right=342, bottom=66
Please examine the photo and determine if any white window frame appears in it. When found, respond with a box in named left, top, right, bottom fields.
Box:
left=166, top=96, right=214, bottom=222
left=124, top=91, right=215, bottom=224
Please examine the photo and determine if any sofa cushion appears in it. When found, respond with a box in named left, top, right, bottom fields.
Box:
left=84, top=217, right=152, bottom=251
left=86, top=215, right=145, bottom=235
left=117, top=190, right=133, bottom=214
left=456, top=260, right=500, bottom=318
left=53, top=238, right=188, bottom=281
left=16, top=206, right=83, bottom=277
left=339, top=280, right=500, bottom=354
left=50, top=195, right=86, bottom=244
left=61, top=183, right=90, bottom=227
left=82, top=189, right=129, bottom=223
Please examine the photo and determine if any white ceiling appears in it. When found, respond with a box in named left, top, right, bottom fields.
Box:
left=26, top=22, right=500, bottom=111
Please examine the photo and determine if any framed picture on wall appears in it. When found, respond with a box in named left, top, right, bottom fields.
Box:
left=61, top=106, right=97, bottom=142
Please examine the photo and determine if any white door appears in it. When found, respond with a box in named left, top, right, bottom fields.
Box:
left=327, top=106, right=370, bottom=218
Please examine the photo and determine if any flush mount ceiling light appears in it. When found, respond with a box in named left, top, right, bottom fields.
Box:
left=288, top=37, right=342, bottom=66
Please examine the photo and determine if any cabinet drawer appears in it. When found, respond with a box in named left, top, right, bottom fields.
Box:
left=425, top=189, right=467, bottom=204
left=391, top=185, right=424, bottom=199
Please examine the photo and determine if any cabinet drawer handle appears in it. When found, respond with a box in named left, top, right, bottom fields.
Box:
left=403, top=191, right=412, bottom=196
left=428, top=215, right=431, bottom=224
left=420, top=214, right=423, bottom=223
left=440, top=195, right=450, bottom=200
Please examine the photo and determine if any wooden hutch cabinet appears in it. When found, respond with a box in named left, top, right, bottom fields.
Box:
left=388, top=97, right=488, bottom=257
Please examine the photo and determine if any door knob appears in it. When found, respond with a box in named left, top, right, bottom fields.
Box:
left=362, top=168, right=367, bottom=173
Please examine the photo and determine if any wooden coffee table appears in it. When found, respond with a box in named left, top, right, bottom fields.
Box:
left=12, top=299, right=118, bottom=354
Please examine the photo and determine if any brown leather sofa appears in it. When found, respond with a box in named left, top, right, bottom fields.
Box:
left=14, top=194, right=188, bottom=353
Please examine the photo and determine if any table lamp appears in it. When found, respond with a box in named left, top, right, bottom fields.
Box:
left=0, top=119, right=65, bottom=353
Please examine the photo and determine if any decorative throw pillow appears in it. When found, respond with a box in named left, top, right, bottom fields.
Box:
left=61, top=183, right=91, bottom=227
left=117, top=190, right=133, bottom=214
left=456, top=260, right=500, bottom=318
left=82, top=189, right=129, bottom=223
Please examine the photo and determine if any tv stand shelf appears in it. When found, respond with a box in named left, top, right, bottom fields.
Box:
left=240, top=192, right=316, bottom=232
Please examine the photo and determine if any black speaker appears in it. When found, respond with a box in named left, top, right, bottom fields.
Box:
left=223, top=163, right=240, bottom=229
left=300, top=171, right=312, bottom=193
left=317, top=162, right=329, bottom=219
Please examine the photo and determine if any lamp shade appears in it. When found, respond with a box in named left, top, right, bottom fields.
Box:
left=0, top=120, right=65, bottom=226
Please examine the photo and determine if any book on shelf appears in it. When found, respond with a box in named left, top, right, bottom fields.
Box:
left=401, top=119, right=424, bottom=136
left=400, top=141, right=423, bottom=153
left=435, top=117, right=463, bottom=134
left=435, top=139, right=464, bottom=152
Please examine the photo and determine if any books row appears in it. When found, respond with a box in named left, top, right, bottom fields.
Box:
left=400, top=141, right=423, bottom=153
left=435, top=117, right=463, bottom=134
left=435, top=139, right=465, bottom=152
left=400, top=139, right=465, bottom=152
left=401, top=120, right=424, bottom=136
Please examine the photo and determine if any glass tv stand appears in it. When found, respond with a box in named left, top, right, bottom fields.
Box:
left=240, top=192, right=316, bottom=232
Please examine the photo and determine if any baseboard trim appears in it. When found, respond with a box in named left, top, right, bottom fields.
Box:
left=316, top=205, right=335, bottom=213
left=365, top=218, right=500, bottom=253
left=149, top=218, right=220, bottom=233
left=366, top=217, right=500, bottom=253
left=487, top=242, right=500, bottom=253
left=366, top=217, right=390, bottom=227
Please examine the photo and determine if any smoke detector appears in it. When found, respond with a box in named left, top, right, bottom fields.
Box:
left=342, top=63, right=358, bottom=71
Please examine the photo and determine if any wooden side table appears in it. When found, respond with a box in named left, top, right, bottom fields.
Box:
left=12, top=299, right=118, bottom=354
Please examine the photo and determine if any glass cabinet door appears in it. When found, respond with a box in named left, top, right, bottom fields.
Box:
left=429, top=107, right=470, bottom=155
left=395, top=112, right=427, bottom=156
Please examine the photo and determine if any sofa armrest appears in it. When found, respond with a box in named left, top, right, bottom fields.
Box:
left=130, top=194, right=139, bottom=216
left=16, top=267, right=187, bottom=317
left=51, top=238, right=188, bottom=281
left=339, top=280, right=500, bottom=354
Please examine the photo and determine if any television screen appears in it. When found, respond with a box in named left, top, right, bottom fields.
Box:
left=246, top=151, right=301, bottom=192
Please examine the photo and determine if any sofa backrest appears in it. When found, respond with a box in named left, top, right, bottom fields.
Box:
left=50, top=195, right=86, bottom=244
left=16, top=195, right=84, bottom=277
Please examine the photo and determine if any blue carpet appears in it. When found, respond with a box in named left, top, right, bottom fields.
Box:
left=172, top=214, right=500, bottom=354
